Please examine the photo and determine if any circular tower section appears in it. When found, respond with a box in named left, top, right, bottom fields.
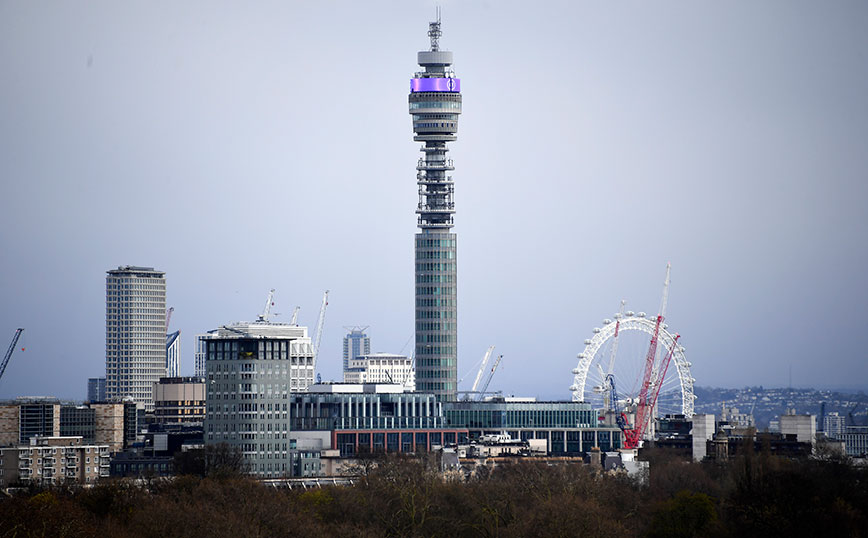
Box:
left=410, top=18, right=461, bottom=401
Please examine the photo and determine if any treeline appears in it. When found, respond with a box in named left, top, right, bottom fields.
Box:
left=1, top=449, right=867, bottom=537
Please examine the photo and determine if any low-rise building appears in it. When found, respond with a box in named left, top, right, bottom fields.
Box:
left=443, top=399, right=621, bottom=454
left=0, top=399, right=138, bottom=453
left=0, top=436, right=110, bottom=487
left=344, top=353, right=414, bottom=389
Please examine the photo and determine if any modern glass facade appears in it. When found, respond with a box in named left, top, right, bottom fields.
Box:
left=444, top=401, right=623, bottom=454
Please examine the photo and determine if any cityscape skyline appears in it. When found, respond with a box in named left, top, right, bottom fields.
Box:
left=1, top=2, right=867, bottom=400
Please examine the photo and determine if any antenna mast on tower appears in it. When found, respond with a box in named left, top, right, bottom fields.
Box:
left=428, top=8, right=441, bottom=51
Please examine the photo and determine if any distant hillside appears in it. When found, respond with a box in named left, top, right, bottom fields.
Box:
left=694, top=386, right=868, bottom=429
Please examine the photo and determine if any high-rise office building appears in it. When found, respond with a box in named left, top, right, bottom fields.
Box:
left=105, top=266, right=167, bottom=411
left=410, top=18, right=461, bottom=400
left=342, top=327, right=370, bottom=373
left=204, top=320, right=316, bottom=477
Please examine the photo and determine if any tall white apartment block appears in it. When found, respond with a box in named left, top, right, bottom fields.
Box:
left=105, top=266, right=166, bottom=411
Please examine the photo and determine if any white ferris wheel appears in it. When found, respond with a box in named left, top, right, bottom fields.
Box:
left=569, top=267, right=696, bottom=419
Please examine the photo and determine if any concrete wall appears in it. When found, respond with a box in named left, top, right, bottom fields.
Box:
left=0, top=405, right=19, bottom=447
left=93, top=403, right=125, bottom=453
left=780, top=414, right=816, bottom=444
left=691, top=414, right=715, bottom=461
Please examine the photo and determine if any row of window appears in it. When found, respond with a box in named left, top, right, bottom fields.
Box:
left=416, top=309, right=455, bottom=320
left=409, top=100, right=462, bottom=110
left=414, top=122, right=457, bottom=130
left=416, top=238, right=456, bottom=248
left=416, top=321, right=455, bottom=332
left=416, top=250, right=455, bottom=260
left=416, top=262, right=456, bottom=272
left=415, top=344, right=455, bottom=354
left=416, top=274, right=454, bottom=285
left=416, top=298, right=456, bottom=307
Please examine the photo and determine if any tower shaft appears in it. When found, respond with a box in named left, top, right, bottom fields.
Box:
left=410, top=19, right=461, bottom=401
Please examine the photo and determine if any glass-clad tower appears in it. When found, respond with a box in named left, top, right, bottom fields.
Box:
left=410, top=18, right=461, bottom=401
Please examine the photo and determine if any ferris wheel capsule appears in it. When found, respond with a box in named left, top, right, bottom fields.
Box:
left=626, top=311, right=635, bottom=317
left=603, top=319, right=612, bottom=325
left=584, top=339, right=592, bottom=345
left=637, top=312, right=646, bottom=317
left=569, top=384, right=579, bottom=392
left=593, top=328, right=601, bottom=334
left=571, top=367, right=580, bottom=375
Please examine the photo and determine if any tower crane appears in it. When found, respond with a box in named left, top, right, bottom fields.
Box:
left=604, top=300, right=627, bottom=379
left=0, top=329, right=24, bottom=382
left=257, top=289, right=276, bottom=322
left=477, top=354, right=503, bottom=401
left=289, top=306, right=301, bottom=326
left=312, top=290, right=329, bottom=366
left=470, top=346, right=495, bottom=396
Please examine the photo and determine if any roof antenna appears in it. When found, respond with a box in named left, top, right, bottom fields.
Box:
left=428, top=7, right=442, bottom=51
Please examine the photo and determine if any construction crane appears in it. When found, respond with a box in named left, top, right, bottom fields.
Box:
left=289, top=306, right=301, bottom=325
left=477, top=354, right=503, bottom=401
left=1, top=328, right=24, bottom=382
left=312, top=290, right=329, bottom=365
left=603, top=373, right=629, bottom=431
left=604, top=300, right=627, bottom=379
left=257, top=289, right=276, bottom=322
left=623, top=263, right=679, bottom=449
left=165, top=307, right=174, bottom=333
left=470, top=345, right=495, bottom=397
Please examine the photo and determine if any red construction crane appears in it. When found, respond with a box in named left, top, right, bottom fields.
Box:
left=622, top=264, right=680, bottom=449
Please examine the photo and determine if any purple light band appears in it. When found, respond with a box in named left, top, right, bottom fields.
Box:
left=410, top=78, right=461, bottom=93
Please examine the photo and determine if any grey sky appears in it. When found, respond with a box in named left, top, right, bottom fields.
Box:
left=1, top=1, right=866, bottom=400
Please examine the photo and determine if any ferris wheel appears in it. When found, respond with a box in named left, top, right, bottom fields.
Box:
left=569, top=309, right=695, bottom=417
left=570, top=265, right=696, bottom=421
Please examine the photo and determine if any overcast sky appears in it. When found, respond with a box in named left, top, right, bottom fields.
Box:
left=1, top=1, right=866, bottom=401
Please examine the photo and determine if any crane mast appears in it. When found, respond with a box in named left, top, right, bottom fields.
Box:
left=0, top=328, right=24, bottom=382
left=257, top=289, right=276, bottom=322
left=478, top=354, right=503, bottom=400
left=312, top=290, right=329, bottom=366
left=165, top=307, right=174, bottom=333
left=470, top=345, right=495, bottom=394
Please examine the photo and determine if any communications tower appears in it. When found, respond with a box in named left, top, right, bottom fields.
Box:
left=410, top=16, right=461, bottom=400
